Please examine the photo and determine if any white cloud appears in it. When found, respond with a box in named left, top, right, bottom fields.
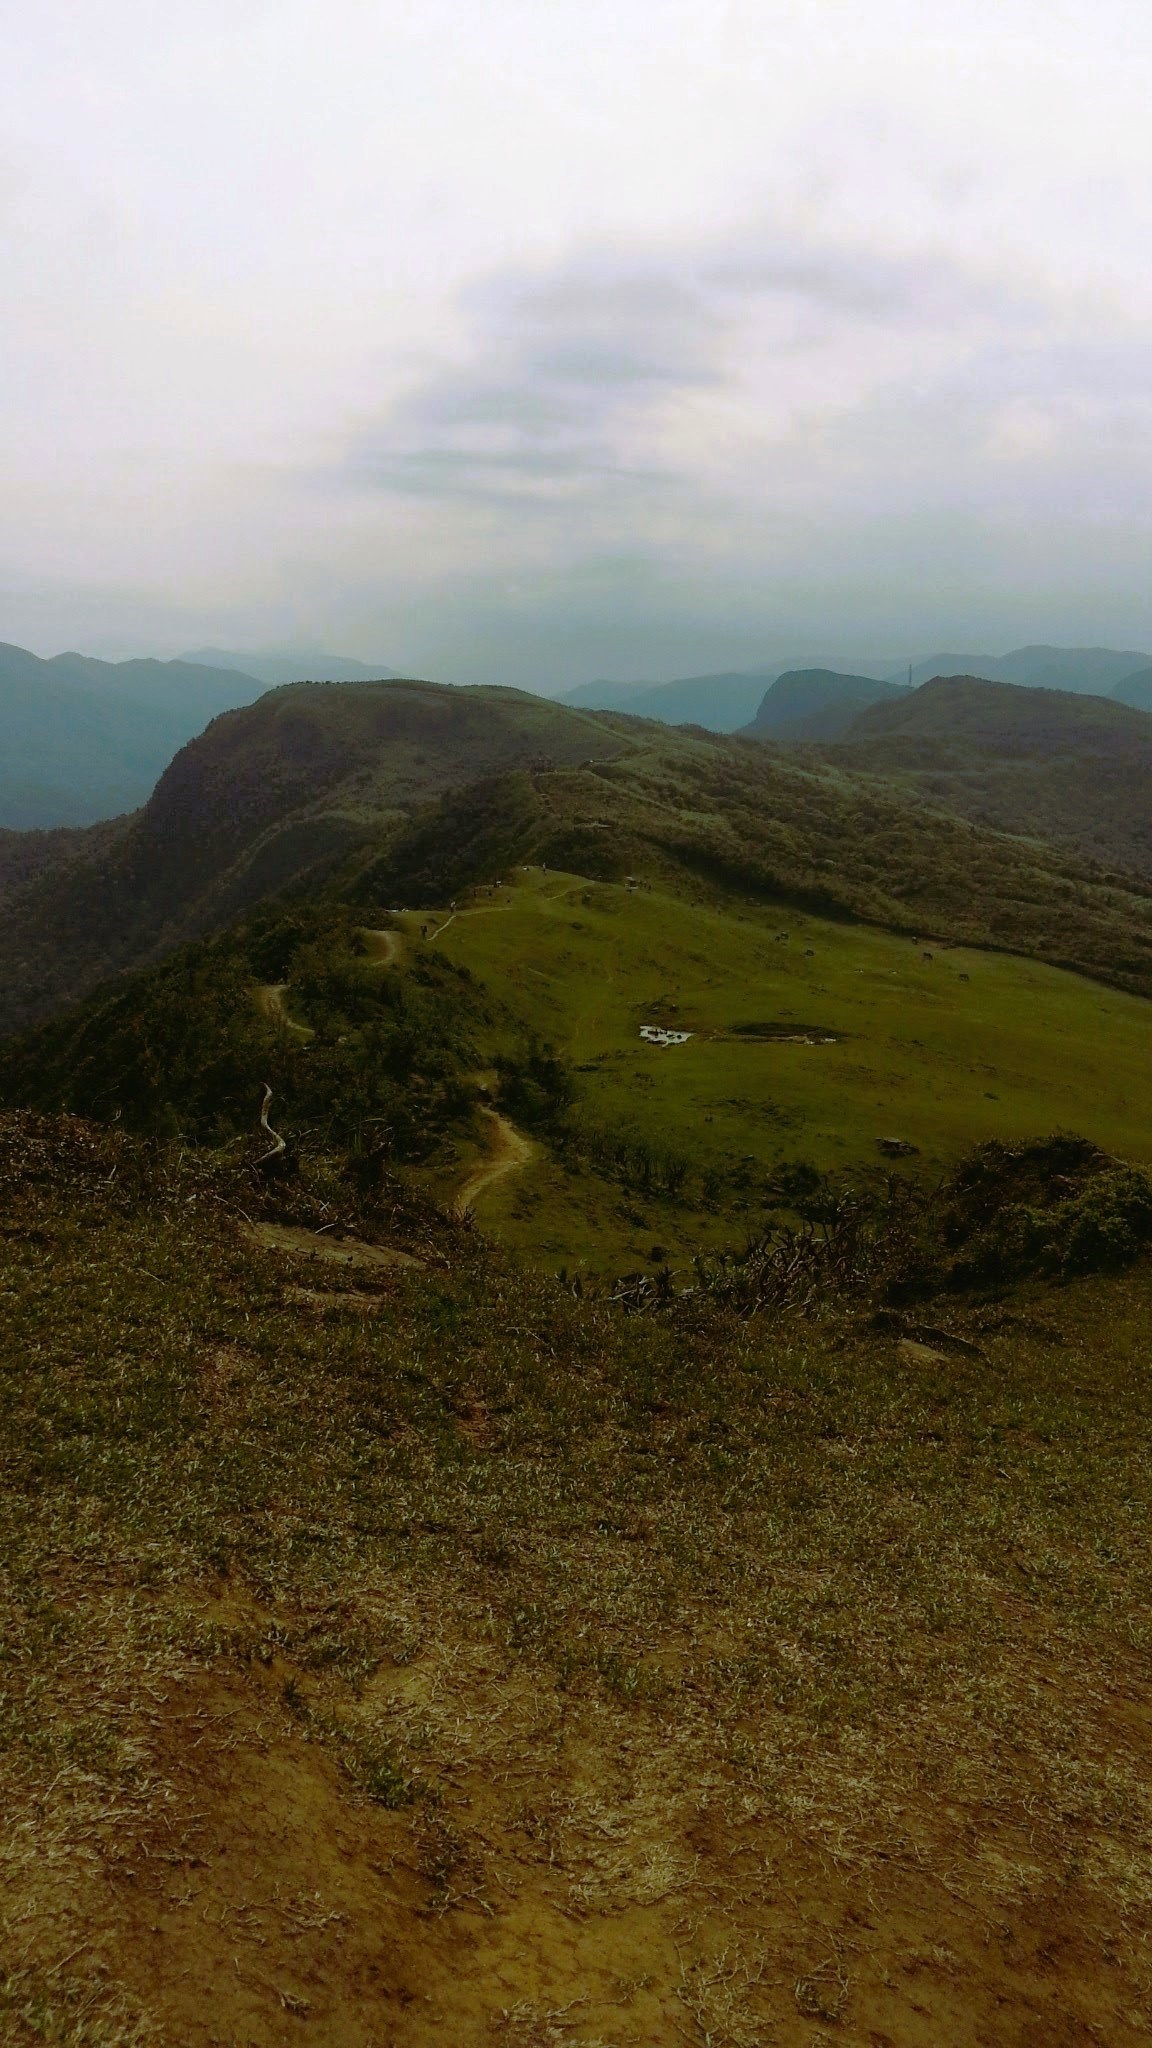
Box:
left=2, top=0, right=1152, bottom=675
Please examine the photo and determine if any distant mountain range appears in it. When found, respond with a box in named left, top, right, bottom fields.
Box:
left=560, top=662, right=901, bottom=730
left=0, top=643, right=271, bottom=827
left=905, top=645, right=1150, bottom=695
left=0, top=642, right=401, bottom=827
left=566, top=645, right=1152, bottom=735
left=7, top=634, right=1152, bottom=832
left=561, top=671, right=788, bottom=729
left=180, top=647, right=401, bottom=687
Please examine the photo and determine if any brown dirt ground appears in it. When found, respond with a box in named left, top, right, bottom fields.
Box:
left=9, top=1585, right=1145, bottom=2048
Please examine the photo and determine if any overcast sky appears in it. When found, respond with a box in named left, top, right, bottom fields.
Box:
left=4, top=0, right=1152, bottom=686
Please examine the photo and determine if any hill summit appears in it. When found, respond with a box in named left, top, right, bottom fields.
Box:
left=844, top=673, right=1152, bottom=751
left=743, top=667, right=909, bottom=742
left=0, top=678, right=637, bottom=1031
left=830, top=674, right=1152, bottom=876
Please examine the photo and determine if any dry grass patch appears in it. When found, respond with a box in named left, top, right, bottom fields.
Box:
left=1, top=1114, right=1151, bottom=2041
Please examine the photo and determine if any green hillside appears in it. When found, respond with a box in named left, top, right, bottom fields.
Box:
left=8, top=855, right=1152, bottom=1276
left=845, top=672, right=1152, bottom=751
left=741, top=665, right=907, bottom=740
left=0, top=817, right=125, bottom=903
left=360, top=742, right=1152, bottom=1005
left=0, top=681, right=637, bottom=1033
left=8, top=675, right=1152, bottom=1042
left=6, top=674, right=1152, bottom=1276
left=829, top=675, right=1152, bottom=876
left=418, top=867, right=1152, bottom=1266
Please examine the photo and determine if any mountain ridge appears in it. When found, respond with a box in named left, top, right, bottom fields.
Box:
left=180, top=645, right=402, bottom=686
left=845, top=673, right=1152, bottom=750
left=742, top=667, right=909, bottom=741
left=0, top=679, right=637, bottom=1031
left=6, top=674, right=1152, bottom=1045
left=821, top=674, right=1152, bottom=878
left=558, top=644, right=1152, bottom=733
left=907, top=644, right=1150, bottom=694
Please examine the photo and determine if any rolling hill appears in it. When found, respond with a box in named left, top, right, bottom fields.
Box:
left=741, top=666, right=909, bottom=740
left=844, top=672, right=1152, bottom=752
left=907, top=642, right=1150, bottom=694
left=828, top=674, right=1152, bottom=876
left=419, top=865, right=1152, bottom=1267
left=0, top=679, right=638, bottom=1031
left=5, top=667, right=1152, bottom=1040
left=9, top=667, right=1152, bottom=1260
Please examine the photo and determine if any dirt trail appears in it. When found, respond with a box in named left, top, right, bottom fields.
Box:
left=360, top=926, right=402, bottom=966
left=456, top=1109, right=533, bottom=1216
left=254, top=983, right=314, bottom=1038
left=255, top=928, right=398, bottom=1041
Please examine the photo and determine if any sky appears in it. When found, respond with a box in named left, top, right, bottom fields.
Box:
left=3, top=0, right=1152, bottom=688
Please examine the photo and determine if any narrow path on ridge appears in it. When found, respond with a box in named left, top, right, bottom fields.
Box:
left=360, top=927, right=403, bottom=966
left=254, top=929, right=400, bottom=1036
left=455, top=1109, right=534, bottom=1217
left=254, top=984, right=314, bottom=1038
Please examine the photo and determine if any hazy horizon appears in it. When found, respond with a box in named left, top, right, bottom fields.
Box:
left=6, top=1, right=1152, bottom=690
left=14, top=638, right=1152, bottom=703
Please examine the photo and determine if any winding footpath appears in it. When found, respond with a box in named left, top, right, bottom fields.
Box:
left=455, top=1109, right=534, bottom=1216
left=256, top=928, right=531, bottom=1221
left=359, top=927, right=402, bottom=966
left=254, top=983, right=314, bottom=1038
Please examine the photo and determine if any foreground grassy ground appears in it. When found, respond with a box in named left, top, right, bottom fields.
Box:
left=416, top=868, right=1152, bottom=1268
left=2, top=1114, right=1151, bottom=2044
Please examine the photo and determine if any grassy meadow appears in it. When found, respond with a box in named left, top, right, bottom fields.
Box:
left=410, top=868, right=1152, bottom=1268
